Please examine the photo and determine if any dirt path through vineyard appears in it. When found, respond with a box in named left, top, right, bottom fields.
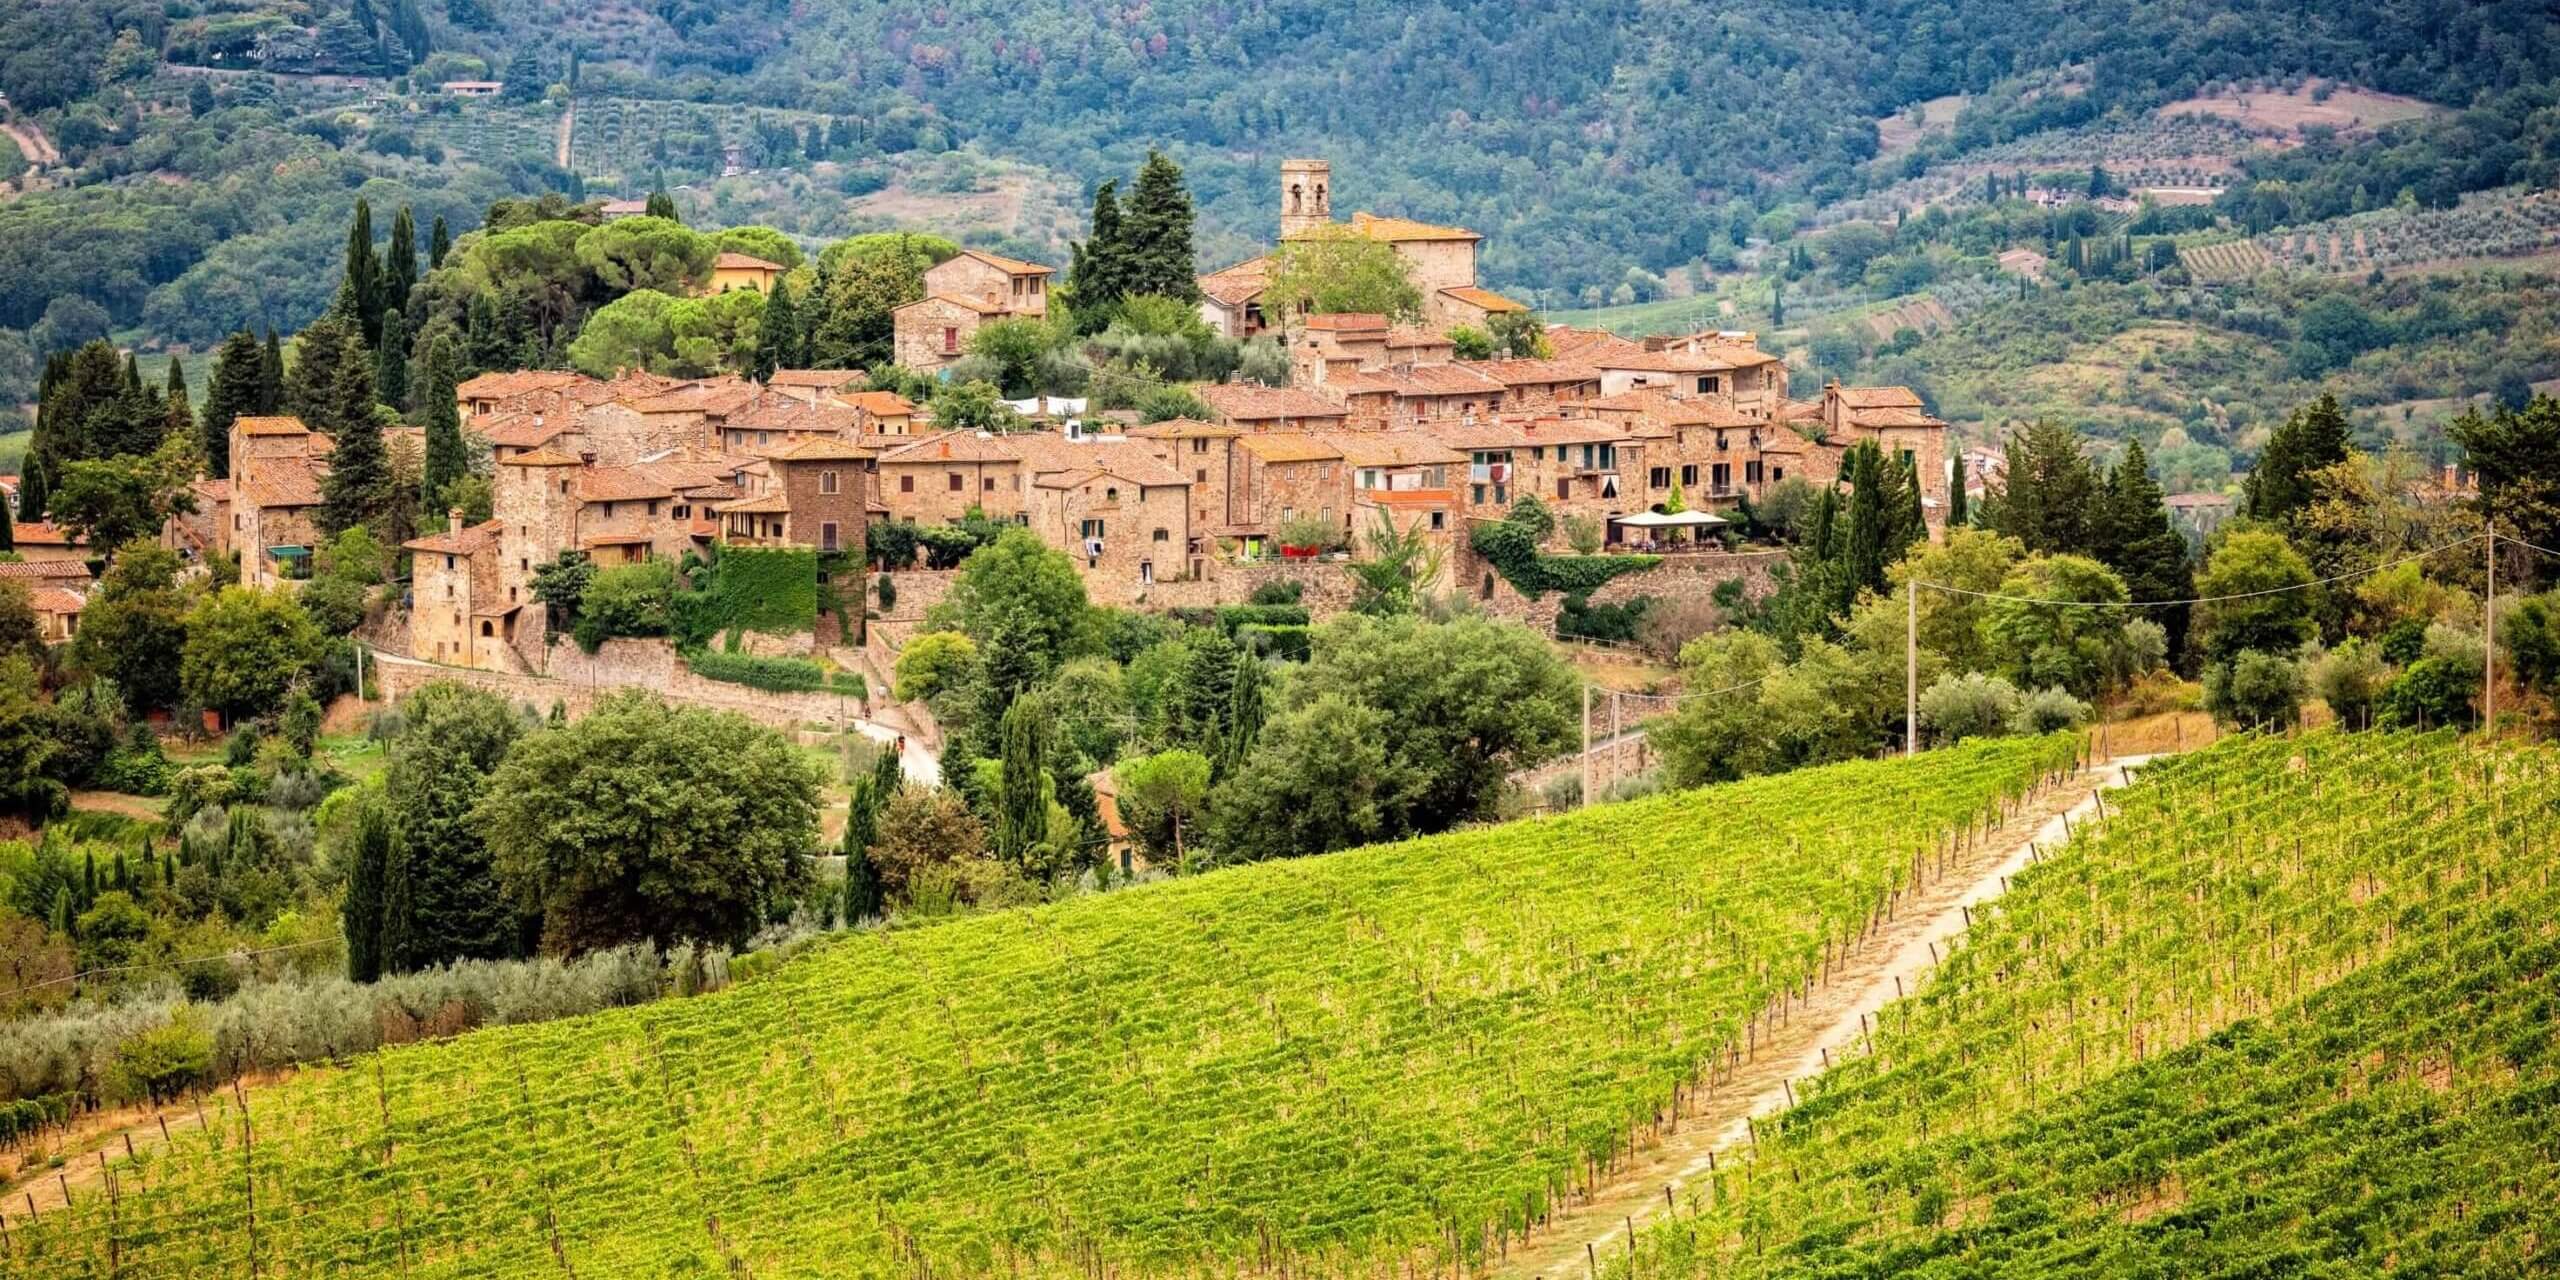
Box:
left=1493, top=756, right=2154, bottom=1280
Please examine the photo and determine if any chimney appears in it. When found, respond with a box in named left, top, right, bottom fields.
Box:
left=447, top=507, right=463, bottom=536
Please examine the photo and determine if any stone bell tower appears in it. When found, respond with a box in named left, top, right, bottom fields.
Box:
left=1279, top=158, right=1332, bottom=238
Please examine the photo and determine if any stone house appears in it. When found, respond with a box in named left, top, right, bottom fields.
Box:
left=1812, top=382, right=1949, bottom=525
left=703, top=252, right=785, bottom=296
left=1590, top=338, right=1790, bottom=418
left=719, top=397, right=863, bottom=455
left=874, top=432, right=1028, bottom=523
left=891, top=293, right=1004, bottom=373
left=8, top=522, right=86, bottom=565
left=456, top=370, right=594, bottom=429
left=27, top=586, right=85, bottom=643
left=838, top=391, right=920, bottom=435
left=1325, top=433, right=1465, bottom=540
left=229, top=416, right=332, bottom=587
left=1025, top=455, right=1194, bottom=593
left=1125, top=418, right=1249, bottom=537
left=404, top=512, right=517, bottom=671
left=1426, top=416, right=1638, bottom=532
left=1229, top=433, right=1348, bottom=552
left=1206, top=158, right=1526, bottom=343
left=1325, top=362, right=1509, bottom=424
left=716, top=437, right=871, bottom=556
left=1432, top=284, right=1531, bottom=333
left=1196, top=258, right=1272, bottom=340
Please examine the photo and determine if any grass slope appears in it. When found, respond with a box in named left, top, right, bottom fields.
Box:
left=17, top=737, right=2078, bottom=1278
left=1625, top=730, right=2560, bottom=1278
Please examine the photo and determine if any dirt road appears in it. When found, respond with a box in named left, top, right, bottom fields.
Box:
left=1495, top=758, right=2148, bottom=1279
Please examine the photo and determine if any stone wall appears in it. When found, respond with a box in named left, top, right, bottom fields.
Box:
left=1457, top=545, right=1788, bottom=632
left=371, top=637, right=864, bottom=730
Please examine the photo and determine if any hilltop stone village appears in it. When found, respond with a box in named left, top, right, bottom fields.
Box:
left=45, top=160, right=1948, bottom=701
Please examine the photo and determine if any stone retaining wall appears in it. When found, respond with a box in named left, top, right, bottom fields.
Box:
left=371, top=637, right=865, bottom=730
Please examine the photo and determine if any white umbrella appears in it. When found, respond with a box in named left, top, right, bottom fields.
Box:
left=1610, top=510, right=1728, bottom=528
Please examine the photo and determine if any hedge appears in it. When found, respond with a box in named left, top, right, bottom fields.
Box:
left=1235, top=622, right=1312, bottom=661
left=1171, top=603, right=1313, bottom=633
left=683, top=649, right=829, bottom=693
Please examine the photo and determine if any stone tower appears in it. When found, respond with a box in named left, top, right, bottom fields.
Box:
left=1279, top=158, right=1332, bottom=238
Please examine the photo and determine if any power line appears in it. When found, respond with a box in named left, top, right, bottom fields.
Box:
left=0, top=940, right=341, bottom=1002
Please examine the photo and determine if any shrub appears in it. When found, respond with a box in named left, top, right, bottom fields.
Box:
left=876, top=573, right=898, bottom=612
left=1247, top=579, right=1304, bottom=606
left=685, top=649, right=828, bottom=693
left=2377, top=655, right=2478, bottom=730
left=109, top=1007, right=213, bottom=1104
left=894, top=632, right=977, bottom=702
left=1234, top=623, right=1311, bottom=661
left=2307, top=639, right=2391, bottom=729
left=575, top=560, right=676, bottom=650
left=1919, top=671, right=2022, bottom=744
left=2008, top=685, right=2092, bottom=735
left=2203, top=650, right=2305, bottom=730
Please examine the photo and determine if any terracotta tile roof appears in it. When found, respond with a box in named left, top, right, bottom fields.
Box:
left=457, top=371, right=589, bottom=400
left=771, top=437, right=875, bottom=461
left=877, top=432, right=1024, bottom=464
left=574, top=467, right=676, bottom=502
left=895, top=292, right=1004, bottom=316
left=839, top=391, right=917, bottom=417
left=713, top=252, right=784, bottom=272
left=1544, top=325, right=1647, bottom=363
left=1439, top=285, right=1528, bottom=313
left=1032, top=459, right=1187, bottom=491
left=192, top=477, right=232, bottom=504
left=1845, top=406, right=1944, bottom=428
left=952, top=248, right=1054, bottom=277
left=29, top=587, right=85, bottom=615
left=1313, top=432, right=1467, bottom=468
left=237, top=461, right=325, bottom=508
left=1594, top=346, right=1779, bottom=373
left=623, top=380, right=761, bottom=416
left=404, top=518, right=502, bottom=556
left=1471, top=358, right=1600, bottom=386
left=1303, top=312, right=1388, bottom=332
left=1011, top=437, right=1189, bottom=485
left=716, top=492, right=794, bottom=515
left=1197, top=257, right=1270, bottom=305
left=726, top=397, right=862, bottom=433
left=1196, top=383, right=1350, bottom=423
left=1835, top=385, right=1927, bottom=409
left=1124, top=418, right=1245, bottom=439
left=1341, top=211, right=1482, bottom=242
left=234, top=415, right=312, bottom=437
left=769, top=368, right=866, bottom=388
left=1385, top=327, right=1454, bottom=350
left=1235, top=433, right=1343, bottom=464
left=580, top=532, right=657, bottom=547
left=0, top=559, right=93, bottom=582
left=501, top=448, right=584, bottom=468
left=481, top=412, right=576, bottom=448
left=1566, top=389, right=1761, bottom=429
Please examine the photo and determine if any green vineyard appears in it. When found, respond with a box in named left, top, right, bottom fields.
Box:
left=12, top=739, right=2080, bottom=1277
left=1622, top=730, right=2560, bottom=1277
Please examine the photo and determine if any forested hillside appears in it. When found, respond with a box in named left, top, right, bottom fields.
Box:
left=1, top=0, right=2555, bottom=396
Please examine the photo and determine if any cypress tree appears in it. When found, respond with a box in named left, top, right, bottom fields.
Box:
left=1988, top=420, right=2100, bottom=555
left=375, top=308, right=411, bottom=414
left=343, top=198, right=382, bottom=345
left=1894, top=455, right=1926, bottom=555
left=0, top=482, right=13, bottom=551
left=385, top=205, right=418, bottom=319
left=840, top=784, right=883, bottom=924
left=260, top=327, right=285, bottom=412
left=2245, top=393, right=2350, bottom=525
left=306, top=318, right=389, bottom=533
left=421, top=335, right=466, bottom=508
left=162, top=356, right=194, bottom=453
left=1066, top=179, right=1126, bottom=318
left=1838, top=442, right=1890, bottom=611
left=2098, top=438, right=2198, bottom=658
left=757, top=277, right=800, bottom=380
left=202, top=329, right=264, bottom=478
left=644, top=190, right=678, bottom=222
left=429, top=214, right=452, bottom=270
left=994, top=697, right=1053, bottom=872
left=1217, top=651, right=1265, bottom=782
left=380, top=838, right=415, bottom=974
left=1120, top=149, right=1199, bottom=301
left=343, top=797, right=391, bottom=983
left=1947, top=454, right=1969, bottom=527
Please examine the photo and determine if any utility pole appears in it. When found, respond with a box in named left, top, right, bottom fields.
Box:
left=2484, top=528, right=2496, bottom=735
left=1905, top=576, right=1919, bottom=758
left=1581, top=682, right=1593, bottom=808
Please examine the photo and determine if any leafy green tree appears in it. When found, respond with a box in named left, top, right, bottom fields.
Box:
left=1348, top=511, right=1444, bottom=617
left=0, top=581, right=38, bottom=668
left=2447, top=394, right=2560, bottom=556
left=933, top=528, right=1091, bottom=680
left=1114, top=749, right=1211, bottom=867
left=2193, top=531, right=2317, bottom=664
left=475, top=693, right=820, bottom=953
left=68, top=541, right=191, bottom=711
left=567, top=289, right=679, bottom=377
left=575, top=216, right=714, bottom=296
left=1208, top=694, right=1412, bottom=863
left=180, top=586, right=322, bottom=722
left=1263, top=226, right=1424, bottom=324
left=930, top=379, right=1024, bottom=433
left=893, top=630, right=979, bottom=703
left=1983, top=420, right=2099, bottom=554
left=2204, top=649, right=2306, bottom=730
left=0, top=656, right=66, bottom=824
left=2245, top=394, right=2350, bottom=525
left=2095, top=438, right=2197, bottom=658
left=383, top=682, right=525, bottom=970
left=1447, top=326, right=1494, bottom=360
left=1066, top=179, right=1129, bottom=319
left=1485, top=310, right=1551, bottom=358
left=50, top=438, right=199, bottom=560
left=710, top=225, right=801, bottom=269
left=643, top=190, right=678, bottom=222
left=666, top=290, right=764, bottom=376
left=1978, top=554, right=2137, bottom=699
left=810, top=247, right=926, bottom=370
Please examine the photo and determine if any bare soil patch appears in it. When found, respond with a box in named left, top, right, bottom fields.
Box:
left=2156, top=81, right=2438, bottom=138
